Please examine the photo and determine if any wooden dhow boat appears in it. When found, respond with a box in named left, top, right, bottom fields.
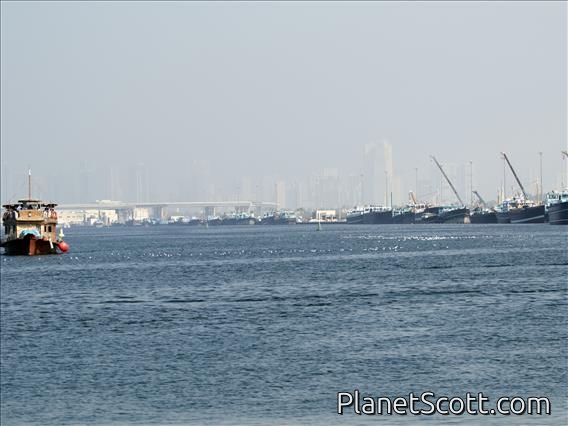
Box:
left=1, top=172, right=69, bottom=255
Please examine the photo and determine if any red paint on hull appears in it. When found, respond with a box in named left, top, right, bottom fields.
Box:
left=1, top=235, right=59, bottom=256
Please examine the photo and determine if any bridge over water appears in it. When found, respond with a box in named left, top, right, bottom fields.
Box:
left=57, top=200, right=278, bottom=220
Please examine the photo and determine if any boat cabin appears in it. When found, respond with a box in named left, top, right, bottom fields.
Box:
left=2, top=199, right=59, bottom=243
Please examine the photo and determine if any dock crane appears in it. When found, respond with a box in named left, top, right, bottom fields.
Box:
left=500, top=152, right=528, bottom=199
left=409, top=191, right=418, bottom=205
left=430, top=156, right=465, bottom=206
left=472, top=190, right=487, bottom=208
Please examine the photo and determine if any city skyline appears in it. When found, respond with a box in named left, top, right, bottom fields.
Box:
left=1, top=144, right=564, bottom=210
left=1, top=2, right=566, bottom=207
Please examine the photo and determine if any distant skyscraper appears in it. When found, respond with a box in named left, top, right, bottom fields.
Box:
left=275, top=180, right=286, bottom=210
left=287, top=181, right=301, bottom=210
left=316, top=168, right=339, bottom=208
left=383, top=140, right=394, bottom=206
left=108, top=164, right=121, bottom=201
left=189, top=160, right=211, bottom=201
left=261, top=176, right=275, bottom=204
left=1, top=161, right=9, bottom=203
left=240, top=176, right=253, bottom=201
left=363, top=141, right=389, bottom=204
left=79, top=161, right=93, bottom=203
left=341, top=173, right=362, bottom=207
left=135, top=163, right=149, bottom=203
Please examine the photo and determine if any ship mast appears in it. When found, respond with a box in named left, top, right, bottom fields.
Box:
left=500, top=152, right=528, bottom=199
left=28, top=168, right=31, bottom=199
left=430, top=156, right=464, bottom=206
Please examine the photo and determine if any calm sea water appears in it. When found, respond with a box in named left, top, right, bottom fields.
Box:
left=1, top=224, right=566, bottom=425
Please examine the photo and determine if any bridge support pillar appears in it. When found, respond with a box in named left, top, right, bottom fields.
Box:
left=150, top=206, right=165, bottom=221
left=116, top=208, right=133, bottom=224
left=204, top=206, right=215, bottom=219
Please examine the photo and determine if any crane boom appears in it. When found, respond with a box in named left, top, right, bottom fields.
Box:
left=472, top=190, right=486, bottom=207
left=430, top=156, right=464, bottom=205
left=409, top=191, right=417, bottom=205
left=501, top=152, right=528, bottom=199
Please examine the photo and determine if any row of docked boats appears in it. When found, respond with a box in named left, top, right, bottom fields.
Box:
left=345, top=190, right=568, bottom=225
left=168, top=210, right=300, bottom=226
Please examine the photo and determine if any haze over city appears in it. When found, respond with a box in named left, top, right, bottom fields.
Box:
left=1, top=1, right=566, bottom=209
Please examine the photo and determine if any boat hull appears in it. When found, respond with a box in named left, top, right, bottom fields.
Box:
left=392, top=211, right=415, bottom=224
left=346, top=210, right=392, bottom=224
left=260, top=215, right=297, bottom=225
left=415, top=207, right=441, bottom=224
left=496, top=211, right=511, bottom=224
left=438, top=208, right=470, bottom=224
left=509, top=205, right=545, bottom=224
left=548, top=201, right=568, bottom=225
left=1, top=235, right=58, bottom=256
left=470, top=211, right=497, bottom=224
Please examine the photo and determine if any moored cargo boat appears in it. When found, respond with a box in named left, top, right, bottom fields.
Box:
left=260, top=210, right=298, bottom=225
left=438, top=206, right=470, bottom=224
left=469, top=207, right=497, bottom=224
left=392, top=207, right=415, bottom=224
left=415, top=206, right=440, bottom=223
left=508, top=203, right=545, bottom=224
left=346, top=205, right=392, bottom=224
left=546, top=190, right=568, bottom=225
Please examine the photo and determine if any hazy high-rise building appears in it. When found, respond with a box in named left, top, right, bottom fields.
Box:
left=363, top=141, right=387, bottom=204
left=79, top=161, right=93, bottom=203
left=1, top=162, right=10, bottom=203
left=275, top=180, right=286, bottom=210
left=315, top=168, right=339, bottom=208
left=108, top=164, right=121, bottom=201
left=382, top=140, right=402, bottom=206
left=135, top=162, right=149, bottom=203
left=341, top=173, right=363, bottom=207
left=189, top=160, right=211, bottom=201
left=285, top=181, right=300, bottom=210
left=239, top=176, right=253, bottom=201
left=260, top=176, right=275, bottom=205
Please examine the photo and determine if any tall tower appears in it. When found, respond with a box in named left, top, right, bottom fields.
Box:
left=363, top=142, right=381, bottom=204
left=383, top=140, right=394, bottom=205
left=135, top=163, right=149, bottom=203
left=275, top=181, right=286, bottom=210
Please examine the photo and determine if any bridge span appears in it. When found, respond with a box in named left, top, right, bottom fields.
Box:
left=57, top=200, right=277, bottom=210
left=56, top=200, right=278, bottom=221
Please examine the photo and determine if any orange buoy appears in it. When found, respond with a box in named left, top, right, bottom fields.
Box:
left=58, top=241, right=69, bottom=253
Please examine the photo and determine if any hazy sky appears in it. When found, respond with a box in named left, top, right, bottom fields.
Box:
left=1, top=1, right=566, bottom=204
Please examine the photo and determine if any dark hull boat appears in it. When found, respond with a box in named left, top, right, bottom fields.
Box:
left=392, top=210, right=415, bottom=224
left=548, top=201, right=568, bottom=225
left=496, top=211, right=510, bottom=224
left=546, top=191, right=568, bottom=225
left=415, top=206, right=440, bottom=224
left=206, top=217, right=223, bottom=226
left=260, top=211, right=298, bottom=225
left=222, top=214, right=257, bottom=225
left=470, top=209, right=498, bottom=224
left=438, top=207, right=469, bottom=224
left=1, top=234, right=61, bottom=256
left=508, top=205, right=545, bottom=224
left=346, top=208, right=392, bottom=224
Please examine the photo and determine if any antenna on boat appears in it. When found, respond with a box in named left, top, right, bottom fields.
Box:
left=28, top=168, right=32, bottom=199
